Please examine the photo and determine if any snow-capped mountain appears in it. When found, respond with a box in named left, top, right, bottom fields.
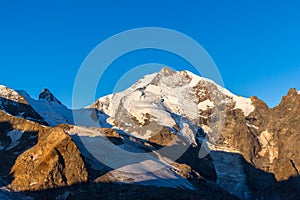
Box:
left=92, top=68, right=254, bottom=119
left=90, top=68, right=254, bottom=145
left=0, top=68, right=299, bottom=199
left=17, top=88, right=109, bottom=128
left=87, top=68, right=300, bottom=199
left=0, top=85, right=48, bottom=125
left=17, top=89, right=73, bottom=126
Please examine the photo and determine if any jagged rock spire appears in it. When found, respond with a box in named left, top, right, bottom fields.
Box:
left=39, top=88, right=62, bottom=104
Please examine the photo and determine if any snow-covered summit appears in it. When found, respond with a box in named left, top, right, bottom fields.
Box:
left=0, top=85, right=28, bottom=104
left=89, top=68, right=255, bottom=143
left=91, top=68, right=254, bottom=122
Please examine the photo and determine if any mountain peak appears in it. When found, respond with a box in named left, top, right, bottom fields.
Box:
left=158, top=67, right=176, bottom=76
left=0, top=85, right=18, bottom=96
left=39, top=88, right=62, bottom=104
left=0, top=85, right=28, bottom=104
left=287, top=88, right=298, bottom=96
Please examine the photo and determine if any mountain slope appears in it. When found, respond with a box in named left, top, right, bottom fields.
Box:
left=0, top=85, right=48, bottom=125
left=90, top=68, right=254, bottom=147
left=18, top=89, right=110, bottom=128
left=0, top=80, right=237, bottom=199
left=89, top=68, right=300, bottom=199
left=17, top=89, right=73, bottom=126
left=0, top=68, right=299, bottom=199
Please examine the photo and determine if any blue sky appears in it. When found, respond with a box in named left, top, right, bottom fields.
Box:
left=0, top=0, right=299, bottom=108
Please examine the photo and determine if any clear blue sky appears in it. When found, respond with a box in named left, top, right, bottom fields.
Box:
left=0, top=0, right=299, bottom=108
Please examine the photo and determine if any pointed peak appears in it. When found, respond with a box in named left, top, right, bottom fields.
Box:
left=277, top=88, right=299, bottom=108
left=39, top=88, right=62, bottom=104
left=287, top=88, right=298, bottom=96
left=250, top=96, right=269, bottom=109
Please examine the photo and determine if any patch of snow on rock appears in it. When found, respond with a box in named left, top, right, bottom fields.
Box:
left=232, top=95, right=255, bottom=116
left=198, top=99, right=214, bottom=111
left=6, top=130, right=23, bottom=150
left=258, top=130, right=278, bottom=164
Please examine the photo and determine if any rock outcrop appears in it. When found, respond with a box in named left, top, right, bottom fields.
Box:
left=10, top=127, right=88, bottom=191
left=213, top=88, right=300, bottom=181
left=0, top=109, right=88, bottom=192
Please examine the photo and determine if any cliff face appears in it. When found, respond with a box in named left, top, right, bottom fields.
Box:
left=214, top=89, right=300, bottom=181
left=271, top=89, right=300, bottom=180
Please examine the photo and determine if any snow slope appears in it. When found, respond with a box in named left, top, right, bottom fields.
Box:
left=6, top=130, right=23, bottom=150
left=92, top=68, right=254, bottom=123
left=89, top=68, right=254, bottom=143
left=67, top=126, right=195, bottom=190
left=18, top=89, right=110, bottom=128
left=0, top=85, right=26, bottom=103
left=17, top=90, right=73, bottom=126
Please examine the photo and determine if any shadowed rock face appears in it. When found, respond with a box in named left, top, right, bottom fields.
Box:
left=147, top=126, right=217, bottom=182
left=0, top=109, right=45, bottom=153
left=0, top=97, right=48, bottom=126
